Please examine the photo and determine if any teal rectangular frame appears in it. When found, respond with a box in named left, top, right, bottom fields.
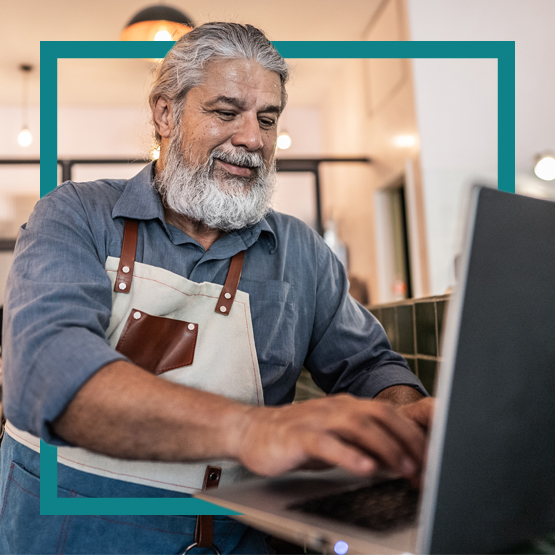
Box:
left=39, top=39, right=515, bottom=516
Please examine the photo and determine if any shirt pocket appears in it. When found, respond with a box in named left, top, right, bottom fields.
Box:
left=239, top=279, right=298, bottom=380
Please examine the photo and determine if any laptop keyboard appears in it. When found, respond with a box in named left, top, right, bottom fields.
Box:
left=288, top=478, right=419, bottom=532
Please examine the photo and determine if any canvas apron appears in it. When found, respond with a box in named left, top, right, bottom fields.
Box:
left=5, top=219, right=264, bottom=553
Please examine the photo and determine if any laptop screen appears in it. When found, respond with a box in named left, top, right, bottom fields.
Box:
left=419, top=186, right=555, bottom=554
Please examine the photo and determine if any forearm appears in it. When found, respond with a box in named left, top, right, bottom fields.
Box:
left=53, top=363, right=430, bottom=481
left=52, top=360, right=251, bottom=462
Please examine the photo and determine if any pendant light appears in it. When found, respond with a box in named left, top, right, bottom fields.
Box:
left=534, top=152, right=555, bottom=181
left=277, top=109, right=292, bottom=151
left=17, top=64, right=33, bottom=148
left=277, top=131, right=292, bottom=150
left=120, top=5, right=194, bottom=42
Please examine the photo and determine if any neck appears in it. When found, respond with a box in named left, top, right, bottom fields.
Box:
left=163, top=207, right=226, bottom=251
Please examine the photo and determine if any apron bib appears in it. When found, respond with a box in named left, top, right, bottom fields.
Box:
left=7, top=219, right=264, bottom=494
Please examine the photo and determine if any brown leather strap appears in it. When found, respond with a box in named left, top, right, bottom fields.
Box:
left=215, top=251, right=245, bottom=316
left=194, top=466, right=222, bottom=548
left=114, top=219, right=139, bottom=294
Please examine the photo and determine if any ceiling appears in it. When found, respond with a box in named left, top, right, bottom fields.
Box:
left=0, top=0, right=384, bottom=108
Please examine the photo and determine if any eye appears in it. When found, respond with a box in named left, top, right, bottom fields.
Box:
left=259, top=117, right=277, bottom=129
left=217, top=110, right=236, bottom=120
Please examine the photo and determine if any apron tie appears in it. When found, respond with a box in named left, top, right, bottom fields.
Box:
left=114, top=219, right=138, bottom=293
left=215, top=250, right=245, bottom=315
left=115, top=219, right=246, bottom=318
left=183, top=465, right=222, bottom=554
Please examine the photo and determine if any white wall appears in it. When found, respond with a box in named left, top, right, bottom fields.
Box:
left=0, top=252, right=13, bottom=304
left=406, top=0, right=555, bottom=294
left=410, top=58, right=498, bottom=293
left=407, top=0, right=555, bottom=173
left=277, top=105, right=322, bottom=157
left=0, top=104, right=151, bottom=160
left=58, top=106, right=153, bottom=159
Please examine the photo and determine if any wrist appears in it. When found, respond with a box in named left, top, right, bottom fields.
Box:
left=221, top=403, right=260, bottom=461
left=374, top=385, right=424, bottom=406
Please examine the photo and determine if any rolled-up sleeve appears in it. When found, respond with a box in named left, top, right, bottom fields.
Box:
left=3, top=184, right=127, bottom=444
left=304, top=240, right=428, bottom=398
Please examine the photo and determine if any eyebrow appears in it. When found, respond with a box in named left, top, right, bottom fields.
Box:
left=206, top=95, right=281, bottom=114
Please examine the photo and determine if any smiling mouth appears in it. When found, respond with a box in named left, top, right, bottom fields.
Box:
left=215, top=159, right=256, bottom=178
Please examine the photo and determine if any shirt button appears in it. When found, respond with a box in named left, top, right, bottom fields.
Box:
left=122, top=266, right=130, bottom=274
left=118, top=282, right=127, bottom=290
left=188, top=323, right=195, bottom=331
left=224, top=292, right=231, bottom=299
left=220, top=306, right=227, bottom=313
left=133, top=311, right=141, bottom=320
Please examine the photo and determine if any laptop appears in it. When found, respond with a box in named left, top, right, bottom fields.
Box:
left=197, top=186, right=555, bottom=554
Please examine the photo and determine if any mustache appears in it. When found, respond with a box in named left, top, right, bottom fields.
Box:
left=209, top=148, right=265, bottom=170
left=155, top=139, right=277, bottom=231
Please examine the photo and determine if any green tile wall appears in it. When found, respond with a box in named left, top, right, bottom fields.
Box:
left=294, top=295, right=450, bottom=401
left=369, top=294, right=450, bottom=396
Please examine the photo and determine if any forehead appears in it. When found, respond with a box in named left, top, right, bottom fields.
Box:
left=189, top=58, right=282, bottom=109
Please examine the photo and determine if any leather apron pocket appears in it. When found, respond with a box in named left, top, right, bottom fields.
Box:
left=115, top=309, right=198, bottom=376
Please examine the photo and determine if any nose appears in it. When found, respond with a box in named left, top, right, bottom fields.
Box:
left=231, top=113, right=264, bottom=152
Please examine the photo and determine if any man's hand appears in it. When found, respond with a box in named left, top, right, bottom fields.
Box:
left=233, top=394, right=427, bottom=481
left=396, top=397, right=435, bottom=431
left=53, top=362, right=433, bottom=484
left=374, top=384, right=435, bottom=430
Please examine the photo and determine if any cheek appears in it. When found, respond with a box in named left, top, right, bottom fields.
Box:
left=263, top=141, right=277, bottom=163
left=183, top=120, right=229, bottom=148
left=262, top=133, right=277, bottom=158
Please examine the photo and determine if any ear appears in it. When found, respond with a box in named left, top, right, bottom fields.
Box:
left=153, top=97, right=173, bottom=139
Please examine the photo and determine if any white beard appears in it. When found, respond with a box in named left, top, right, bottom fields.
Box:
left=155, top=134, right=277, bottom=232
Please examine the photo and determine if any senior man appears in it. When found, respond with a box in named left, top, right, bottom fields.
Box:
left=0, top=23, right=431, bottom=554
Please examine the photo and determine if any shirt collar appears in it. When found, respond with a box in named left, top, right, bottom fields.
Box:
left=111, top=162, right=278, bottom=254
left=247, top=215, right=278, bottom=254
left=112, top=163, right=164, bottom=222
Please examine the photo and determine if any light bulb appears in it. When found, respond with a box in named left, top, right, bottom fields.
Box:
left=534, top=155, right=555, bottom=181
left=154, top=29, right=172, bottom=41
left=277, top=132, right=292, bottom=150
left=18, top=128, right=33, bottom=147
left=394, top=134, right=416, bottom=148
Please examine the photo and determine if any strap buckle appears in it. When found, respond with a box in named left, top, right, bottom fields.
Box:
left=182, top=542, right=221, bottom=555
left=181, top=465, right=222, bottom=555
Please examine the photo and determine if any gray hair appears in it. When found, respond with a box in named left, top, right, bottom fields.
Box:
left=149, top=22, right=289, bottom=145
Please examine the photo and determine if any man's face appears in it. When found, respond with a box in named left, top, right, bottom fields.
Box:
left=155, top=58, right=283, bottom=232
left=177, top=58, right=282, bottom=187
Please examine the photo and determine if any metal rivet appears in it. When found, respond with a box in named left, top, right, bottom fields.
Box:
left=188, top=323, right=195, bottom=331
left=133, top=311, right=141, bottom=320
left=219, top=306, right=227, bottom=313
left=224, top=292, right=231, bottom=299
left=118, top=282, right=127, bottom=290
left=122, top=266, right=130, bottom=274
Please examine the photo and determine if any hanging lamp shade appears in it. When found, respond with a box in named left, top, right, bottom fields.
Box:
left=120, top=5, right=194, bottom=42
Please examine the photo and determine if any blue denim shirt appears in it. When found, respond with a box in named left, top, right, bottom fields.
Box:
left=3, top=163, right=425, bottom=443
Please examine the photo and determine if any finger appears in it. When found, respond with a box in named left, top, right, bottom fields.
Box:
left=335, top=417, right=420, bottom=479
left=298, top=460, right=336, bottom=471
left=328, top=399, right=426, bottom=468
left=304, top=432, right=379, bottom=476
left=364, top=402, right=427, bottom=464
left=325, top=396, right=427, bottom=464
left=399, top=398, right=435, bottom=430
